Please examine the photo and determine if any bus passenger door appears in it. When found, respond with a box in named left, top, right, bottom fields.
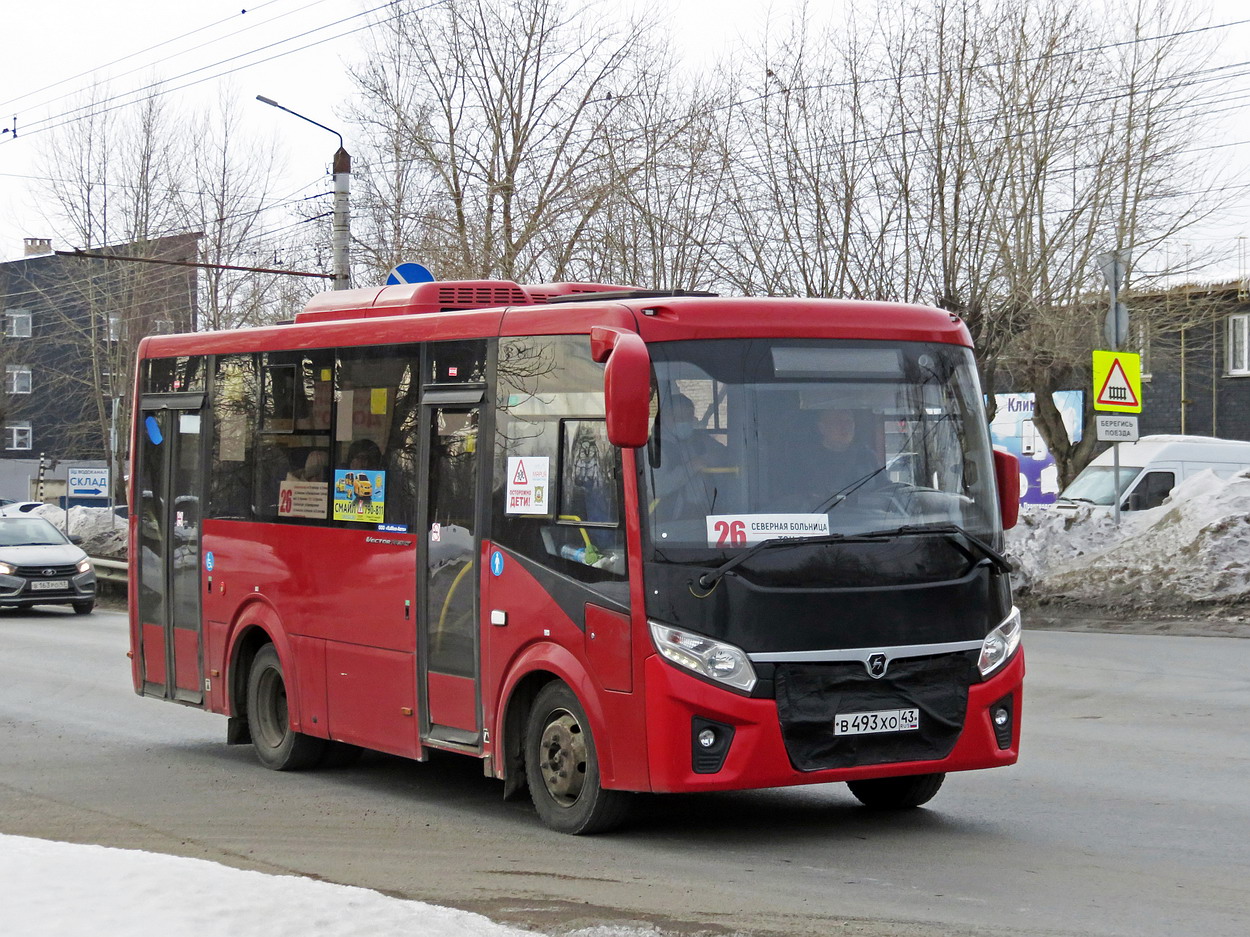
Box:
left=419, top=397, right=482, bottom=745
left=136, top=396, right=206, bottom=705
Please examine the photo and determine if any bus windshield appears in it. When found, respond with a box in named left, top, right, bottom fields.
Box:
left=641, top=338, right=997, bottom=558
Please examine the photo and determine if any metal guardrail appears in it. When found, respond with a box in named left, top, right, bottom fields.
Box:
left=89, top=556, right=128, bottom=583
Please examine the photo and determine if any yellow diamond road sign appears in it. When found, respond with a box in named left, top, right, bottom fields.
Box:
left=1092, top=350, right=1142, bottom=413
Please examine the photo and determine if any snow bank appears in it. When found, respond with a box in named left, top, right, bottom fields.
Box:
left=0, top=833, right=536, bottom=937
left=28, top=503, right=127, bottom=558
left=1006, top=469, right=1250, bottom=609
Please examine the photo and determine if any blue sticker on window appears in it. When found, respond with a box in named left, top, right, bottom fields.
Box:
left=145, top=415, right=163, bottom=445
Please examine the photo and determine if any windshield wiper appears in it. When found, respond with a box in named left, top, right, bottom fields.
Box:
left=696, top=530, right=907, bottom=589
left=865, top=523, right=1012, bottom=575
left=695, top=522, right=1010, bottom=590
left=1058, top=496, right=1095, bottom=504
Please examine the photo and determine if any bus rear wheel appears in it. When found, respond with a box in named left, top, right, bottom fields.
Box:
left=524, top=681, right=630, bottom=835
left=246, top=644, right=326, bottom=771
left=847, top=772, right=945, bottom=809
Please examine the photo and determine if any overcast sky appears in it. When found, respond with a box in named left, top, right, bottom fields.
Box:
left=2, top=0, right=1248, bottom=281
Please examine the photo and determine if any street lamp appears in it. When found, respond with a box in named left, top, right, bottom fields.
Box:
left=256, top=95, right=351, bottom=290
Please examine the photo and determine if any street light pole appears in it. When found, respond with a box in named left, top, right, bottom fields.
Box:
left=256, top=95, right=351, bottom=291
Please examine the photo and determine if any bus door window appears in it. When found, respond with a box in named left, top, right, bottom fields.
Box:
left=425, top=405, right=479, bottom=680
left=136, top=367, right=207, bottom=705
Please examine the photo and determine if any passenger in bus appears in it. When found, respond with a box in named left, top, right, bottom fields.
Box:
left=346, top=437, right=383, bottom=469
left=288, top=449, right=328, bottom=482
left=651, top=394, right=731, bottom=519
left=814, top=407, right=882, bottom=499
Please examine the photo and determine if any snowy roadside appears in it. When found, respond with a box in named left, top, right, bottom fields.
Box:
left=0, top=833, right=542, bottom=937
left=1005, top=468, right=1250, bottom=632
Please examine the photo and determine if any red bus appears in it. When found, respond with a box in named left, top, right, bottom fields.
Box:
left=129, top=280, right=1023, bottom=834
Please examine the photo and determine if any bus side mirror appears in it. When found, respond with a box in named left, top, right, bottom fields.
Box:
left=591, top=326, right=651, bottom=448
left=992, top=449, right=1020, bottom=530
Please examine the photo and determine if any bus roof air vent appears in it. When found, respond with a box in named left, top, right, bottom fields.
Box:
left=295, top=279, right=648, bottom=323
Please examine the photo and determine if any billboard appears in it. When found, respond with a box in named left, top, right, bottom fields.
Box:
left=990, top=391, right=1083, bottom=505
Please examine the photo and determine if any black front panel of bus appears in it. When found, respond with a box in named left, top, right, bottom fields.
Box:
left=642, top=554, right=1009, bottom=654
left=773, top=655, right=977, bottom=770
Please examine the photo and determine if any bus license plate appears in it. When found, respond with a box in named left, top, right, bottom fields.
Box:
left=834, top=708, right=920, bottom=736
left=31, top=580, right=68, bottom=591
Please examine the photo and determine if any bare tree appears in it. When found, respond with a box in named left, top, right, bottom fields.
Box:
left=347, top=0, right=673, bottom=284
left=189, top=89, right=294, bottom=331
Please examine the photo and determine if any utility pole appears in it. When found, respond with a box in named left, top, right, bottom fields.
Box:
left=256, top=96, right=351, bottom=290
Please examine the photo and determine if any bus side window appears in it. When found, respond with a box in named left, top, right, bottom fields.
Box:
left=208, top=354, right=258, bottom=520
left=495, top=336, right=627, bottom=587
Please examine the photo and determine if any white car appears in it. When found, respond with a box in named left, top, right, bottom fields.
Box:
left=0, top=499, right=49, bottom=516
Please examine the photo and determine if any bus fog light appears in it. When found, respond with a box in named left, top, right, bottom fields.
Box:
left=978, top=607, right=1022, bottom=677
left=649, top=621, right=757, bottom=693
left=990, top=694, right=1014, bottom=749
left=697, top=728, right=717, bottom=748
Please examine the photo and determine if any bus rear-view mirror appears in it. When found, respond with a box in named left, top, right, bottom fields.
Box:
left=592, top=327, right=651, bottom=449
left=992, top=449, right=1020, bottom=530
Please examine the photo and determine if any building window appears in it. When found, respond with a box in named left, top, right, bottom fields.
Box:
left=5, top=365, right=32, bottom=394
left=4, top=421, right=32, bottom=451
left=1230, top=314, right=1250, bottom=376
left=4, top=309, right=32, bottom=338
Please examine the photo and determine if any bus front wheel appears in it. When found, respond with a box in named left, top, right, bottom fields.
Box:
left=847, top=772, right=945, bottom=809
left=246, top=644, right=326, bottom=771
left=524, top=681, right=630, bottom=834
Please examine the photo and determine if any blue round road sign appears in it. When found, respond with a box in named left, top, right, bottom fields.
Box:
left=386, top=262, right=435, bottom=286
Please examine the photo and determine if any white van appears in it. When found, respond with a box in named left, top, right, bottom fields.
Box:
left=1054, top=435, right=1250, bottom=513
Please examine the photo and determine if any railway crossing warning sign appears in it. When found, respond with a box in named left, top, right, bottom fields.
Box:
left=1092, top=350, right=1142, bottom=413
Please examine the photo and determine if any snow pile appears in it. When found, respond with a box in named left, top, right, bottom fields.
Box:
left=28, top=503, right=127, bottom=558
left=0, top=833, right=538, bottom=937
left=1006, top=469, right=1250, bottom=609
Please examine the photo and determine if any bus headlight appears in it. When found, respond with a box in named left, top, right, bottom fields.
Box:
left=649, top=621, right=757, bottom=693
left=978, top=606, right=1022, bottom=677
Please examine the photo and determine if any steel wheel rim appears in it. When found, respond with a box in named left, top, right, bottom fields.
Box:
left=256, top=668, right=288, bottom=749
left=538, top=709, right=587, bottom=807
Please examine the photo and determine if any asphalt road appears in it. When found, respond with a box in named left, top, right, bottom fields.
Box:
left=1, top=607, right=1247, bottom=937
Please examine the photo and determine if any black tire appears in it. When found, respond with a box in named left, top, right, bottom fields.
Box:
left=524, top=681, right=630, bottom=834
left=847, top=772, right=946, bottom=809
left=246, top=644, right=326, bottom=770
left=72, top=600, right=94, bottom=615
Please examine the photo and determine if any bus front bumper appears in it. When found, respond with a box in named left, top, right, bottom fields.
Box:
left=642, top=648, right=1024, bottom=793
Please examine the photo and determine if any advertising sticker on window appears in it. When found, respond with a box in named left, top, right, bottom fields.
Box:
left=506, top=456, right=550, bottom=515
left=705, top=514, right=830, bottom=548
left=332, top=469, right=386, bottom=523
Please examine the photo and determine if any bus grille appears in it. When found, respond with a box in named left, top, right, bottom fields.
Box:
left=772, top=653, right=977, bottom=771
